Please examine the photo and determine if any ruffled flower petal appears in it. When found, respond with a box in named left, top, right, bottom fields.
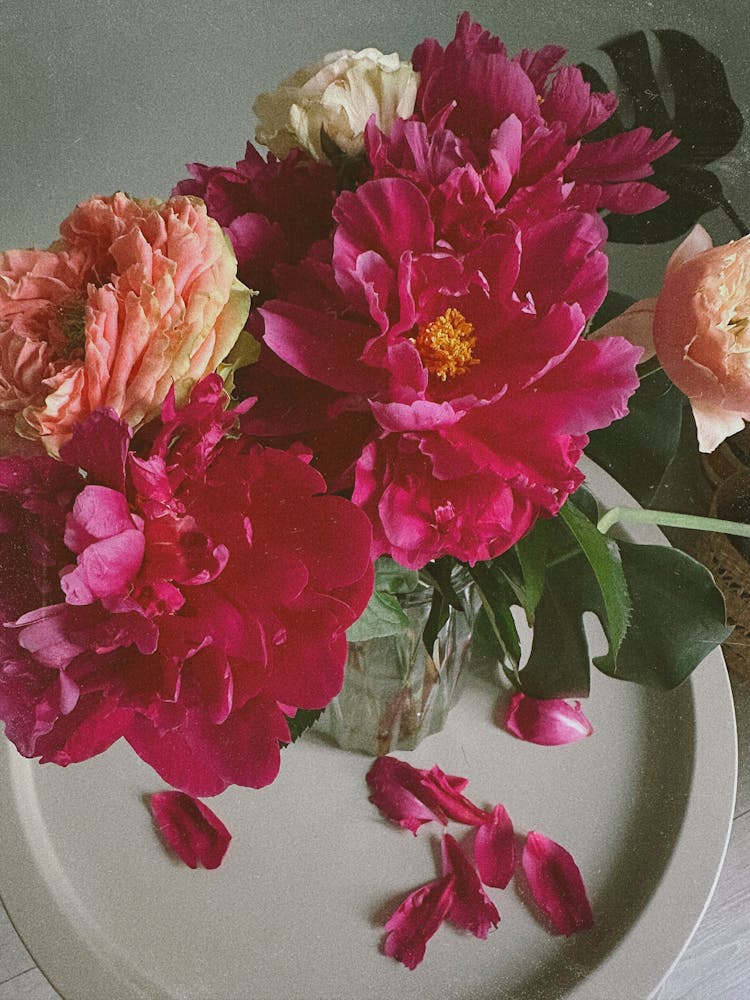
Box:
left=383, top=873, right=456, bottom=969
left=149, top=790, right=231, bottom=869
left=474, top=804, right=515, bottom=889
left=366, top=756, right=489, bottom=833
left=441, top=833, right=500, bottom=938
left=504, top=692, right=593, bottom=746
left=521, top=831, right=594, bottom=935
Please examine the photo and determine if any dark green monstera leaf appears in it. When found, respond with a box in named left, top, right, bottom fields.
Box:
left=580, top=29, right=746, bottom=243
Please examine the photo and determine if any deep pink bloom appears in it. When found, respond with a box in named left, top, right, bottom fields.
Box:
left=411, top=13, right=677, bottom=214
left=366, top=755, right=489, bottom=833
left=383, top=874, right=456, bottom=969
left=504, top=692, right=594, bottom=746
left=474, top=804, right=516, bottom=889
left=522, top=831, right=594, bottom=935
left=174, top=144, right=337, bottom=302
left=150, top=791, right=231, bottom=869
left=0, top=376, right=374, bottom=795
left=441, top=833, right=500, bottom=938
left=255, top=175, right=640, bottom=567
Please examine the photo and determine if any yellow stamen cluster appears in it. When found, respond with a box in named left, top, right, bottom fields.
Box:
left=413, top=308, right=478, bottom=382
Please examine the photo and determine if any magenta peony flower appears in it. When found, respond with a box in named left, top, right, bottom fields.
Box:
left=411, top=13, right=677, bottom=216
left=0, top=376, right=373, bottom=795
left=173, top=144, right=338, bottom=303
left=253, top=174, right=641, bottom=567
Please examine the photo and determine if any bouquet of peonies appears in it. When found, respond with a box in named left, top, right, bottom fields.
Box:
left=0, top=14, right=746, bottom=925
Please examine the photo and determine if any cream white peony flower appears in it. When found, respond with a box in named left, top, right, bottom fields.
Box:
left=253, top=48, right=418, bottom=161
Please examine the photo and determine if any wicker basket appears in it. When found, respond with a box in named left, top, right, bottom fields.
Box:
left=696, top=469, right=750, bottom=678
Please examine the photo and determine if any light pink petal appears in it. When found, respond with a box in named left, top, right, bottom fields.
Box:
left=149, top=790, right=231, bottom=869
left=474, top=804, right=516, bottom=889
left=522, top=831, right=594, bottom=935
left=691, top=400, right=747, bottom=453
left=504, top=692, right=593, bottom=746
left=591, top=298, right=657, bottom=362
left=666, top=223, right=714, bottom=273
left=441, top=833, right=500, bottom=939
left=383, top=873, right=456, bottom=969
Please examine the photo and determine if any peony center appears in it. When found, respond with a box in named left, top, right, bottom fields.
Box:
left=58, top=300, right=87, bottom=358
left=413, top=308, right=478, bottom=382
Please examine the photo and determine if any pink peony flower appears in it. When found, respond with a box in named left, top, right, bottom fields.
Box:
left=411, top=13, right=677, bottom=216
left=150, top=790, right=231, bottom=869
left=503, top=692, right=594, bottom=745
left=173, top=145, right=338, bottom=303
left=253, top=174, right=641, bottom=567
left=0, top=376, right=373, bottom=795
left=0, top=193, right=251, bottom=456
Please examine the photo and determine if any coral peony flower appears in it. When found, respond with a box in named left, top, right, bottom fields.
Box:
left=0, top=376, right=373, bottom=795
left=254, top=48, right=418, bottom=161
left=0, top=193, right=252, bottom=456
left=654, top=227, right=750, bottom=451
left=594, top=224, right=750, bottom=452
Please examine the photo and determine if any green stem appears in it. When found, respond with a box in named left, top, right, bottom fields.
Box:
left=597, top=506, right=750, bottom=538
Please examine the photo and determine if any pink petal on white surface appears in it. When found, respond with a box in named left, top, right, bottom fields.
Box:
left=383, top=874, right=456, bottom=969
left=366, top=755, right=446, bottom=833
left=504, top=692, right=593, bottom=746
left=474, top=804, right=516, bottom=889
left=149, top=791, right=231, bottom=869
left=441, top=833, right=500, bottom=939
left=521, top=831, right=593, bottom=935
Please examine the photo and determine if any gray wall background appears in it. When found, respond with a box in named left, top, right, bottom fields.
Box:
left=1, top=0, right=748, bottom=298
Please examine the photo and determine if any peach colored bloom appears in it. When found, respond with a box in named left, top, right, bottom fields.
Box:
left=0, top=192, right=252, bottom=456
left=594, top=225, right=750, bottom=452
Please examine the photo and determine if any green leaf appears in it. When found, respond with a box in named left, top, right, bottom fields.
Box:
left=374, top=556, right=420, bottom=595
left=585, top=366, right=684, bottom=506
left=506, top=525, right=549, bottom=619
left=422, top=587, right=450, bottom=656
left=558, top=500, right=631, bottom=662
left=468, top=562, right=522, bottom=675
left=580, top=30, right=746, bottom=243
left=346, top=590, right=409, bottom=643
left=285, top=708, right=325, bottom=744
left=594, top=541, right=732, bottom=687
left=588, top=291, right=636, bottom=334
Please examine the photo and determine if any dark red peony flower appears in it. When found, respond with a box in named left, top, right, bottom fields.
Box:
left=0, top=376, right=373, bottom=795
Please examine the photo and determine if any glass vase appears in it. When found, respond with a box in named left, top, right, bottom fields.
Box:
left=316, top=572, right=479, bottom=755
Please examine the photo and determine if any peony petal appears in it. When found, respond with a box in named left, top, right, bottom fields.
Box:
left=366, top=756, right=490, bottom=833
left=383, top=873, right=456, bottom=969
left=474, top=804, right=515, bottom=889
left=521, top=831, right=593, bottom=935
left=691, top=400, right=747, bottom=454
left=441, top=833, right=500, bottom=938
left=666, top=223, right=714, bottom=273
left=591, top=297, right=656, bottom=362
left=366, top=755, right=445, bottom=833
left=504, top=692, right=593, bottom=746
left=149, top=790, right=231, bottom=869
